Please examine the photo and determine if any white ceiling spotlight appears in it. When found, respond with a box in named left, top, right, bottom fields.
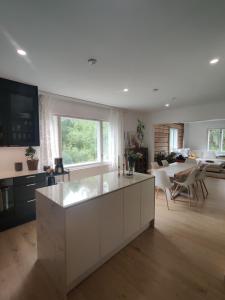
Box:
left=209, top=57, right=220, bottom=65
left=17, top=49, right=27, bottom=56
left=123, top=88, right=129, bottom=92
left=165, top=103, right=170, bottom=107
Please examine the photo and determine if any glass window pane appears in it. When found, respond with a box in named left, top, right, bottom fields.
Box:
left=222, top=129, right=225, bottom=152
left=61, top=117, right=99, bottom=165
left=208, top=129, right=221, bottom=151
left=170, top=128, right=178, bottom=152
left=102, top=121, right=110, bottom=161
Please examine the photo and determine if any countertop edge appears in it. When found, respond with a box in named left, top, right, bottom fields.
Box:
left=36, top=174, right=154, bottom=209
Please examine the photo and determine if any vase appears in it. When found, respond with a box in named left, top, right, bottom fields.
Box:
left=128, top=160, right=135, bottom=176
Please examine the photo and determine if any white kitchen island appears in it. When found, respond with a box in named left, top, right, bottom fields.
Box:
left=36, top=171, right=155, bottom=299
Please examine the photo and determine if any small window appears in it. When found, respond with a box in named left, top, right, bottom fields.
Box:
left=222, top=129, right=225, bottom=152
left=208, top=129, right=221, bottom=152
left=208, top=128, right=225, bottom=153
left=169, top=128, right=178, bottom=152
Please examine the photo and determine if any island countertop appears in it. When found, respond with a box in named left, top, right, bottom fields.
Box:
left=36, top=171, right=154, bottom=208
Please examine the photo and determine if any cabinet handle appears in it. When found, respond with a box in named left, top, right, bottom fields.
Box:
left=26, top=183, right=36, bottom=187
left=27, top=199, right=36, bottom=203
left=26, top=175, right=36, bottom=179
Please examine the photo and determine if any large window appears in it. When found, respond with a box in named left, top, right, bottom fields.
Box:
left=169, top=128, right=178, bottom=152
left=208, top=129, right=225, bottom=152
left=60, top=116, right=110, bottom=166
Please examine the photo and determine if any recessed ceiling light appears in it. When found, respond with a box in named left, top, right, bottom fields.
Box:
left=17, top=49, right=27, bottom=56
left=165, top=103, right=170, bottom=107
left=123, top=88, right=128, bottom=92
left=88, top=58, right=97, bottom=65
left=209, top=58, right=219, bottom=65
left=153, top=88, right=159, bottom=92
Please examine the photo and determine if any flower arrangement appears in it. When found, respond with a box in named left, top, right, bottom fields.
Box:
left=127, top=150, right=143, bottom=175
left=127, top=150, right=143, bottom=162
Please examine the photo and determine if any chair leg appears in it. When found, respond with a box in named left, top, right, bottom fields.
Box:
left=193, top=184, right=199, bottom=201
left=188, top=186, right=191, bottom=207
left=199, top=180, right=205, bottom=200
left=164, top=189, right=169, bottom=210
left=196, top=181, right=199, bottom=189
left=172, top=183, right=181, bottom=201
left=202, top=180, right=208, bottom=197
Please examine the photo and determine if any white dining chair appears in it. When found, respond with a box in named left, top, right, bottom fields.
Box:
left=151, top=161, right=160, bottom=169
left=173, top=168, right=199, bottom=207
left=196, top=166, right=208, bottom=199
left=185, top=158, right=197, bottom=165
left=161, top=160, right=169, bottom=167
left=155, top=170, right=174, bottom=210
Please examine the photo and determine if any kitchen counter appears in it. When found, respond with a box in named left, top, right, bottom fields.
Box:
left=37, top=171, right=153, bottom=208
left=0, top=169, right=45, bottom=180
left=36, top=171, right=155, bottom=300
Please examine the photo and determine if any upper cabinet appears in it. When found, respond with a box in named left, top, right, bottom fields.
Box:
left=0, top=78, right=39, bottom=146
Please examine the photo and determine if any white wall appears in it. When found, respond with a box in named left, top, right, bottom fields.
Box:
left=0, top=147, right=29, bottom=172
left=147, top=101, right=225, bottom=161
left=123, top=110, right=149, bottom=146
left=0, top=93, right=148, bottom=173
left=150, top=101, right=225, bottom=124
left=184, top=120, right=225, bottom=151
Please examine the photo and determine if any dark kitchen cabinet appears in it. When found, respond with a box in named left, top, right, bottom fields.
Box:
left=14, top=173, right=46, bottom=224
left=0, top=173, right=46, bottom=231
left=0, top=178, right=14, bottom=231
left=0, top=78, right=39, bottom=146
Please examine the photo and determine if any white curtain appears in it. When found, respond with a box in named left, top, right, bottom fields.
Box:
left=39, top=94, right=59, bottom=169
left=109, top=109, right=124, bottom=169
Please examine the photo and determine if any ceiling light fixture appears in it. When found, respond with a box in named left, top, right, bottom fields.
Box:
left=209, top=58, right=219, bottom=65
left=153, top=88, right=159, bottom=92
left=123, top=88, right=128, bottom=92
left=165, top=103, right=170, bottom=107
left=17, top=49, right=27, bottom=56
left=88, top=58, right=97, bottom=65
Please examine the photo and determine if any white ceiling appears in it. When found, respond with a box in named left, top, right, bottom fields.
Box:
left=1, top=0, right=225, bottom=111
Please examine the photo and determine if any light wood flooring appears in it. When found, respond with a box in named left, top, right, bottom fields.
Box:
left=0, top=177, right=225, bottom=300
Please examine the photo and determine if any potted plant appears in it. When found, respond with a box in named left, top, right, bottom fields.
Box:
left=127, top=150, right=143, bottom=176
left=25, top=146, right=39, bottom=170
left=155, top=151, right=167, bottom=166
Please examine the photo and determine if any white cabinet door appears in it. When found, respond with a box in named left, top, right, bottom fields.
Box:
left=141, top=179, right=155, bottom=227
left=124, top=184, right=141, bottom=239
left=100, top=190, right=123, bottom=258
left=66, top=199, right=100, bottom=285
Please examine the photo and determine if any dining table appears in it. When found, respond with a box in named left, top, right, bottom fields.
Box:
left=162, top=162, right=195, bottom=179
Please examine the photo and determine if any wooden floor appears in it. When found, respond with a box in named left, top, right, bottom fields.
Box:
left=1, top=177, right=225, bottom=300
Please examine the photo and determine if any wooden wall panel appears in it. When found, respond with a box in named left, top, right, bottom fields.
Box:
left=154, top=123, right=184, bottom=156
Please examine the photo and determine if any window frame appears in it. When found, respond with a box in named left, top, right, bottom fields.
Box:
left=207, top=128, right=225, bottom=153
left=56, top=114, right=111, bottom=168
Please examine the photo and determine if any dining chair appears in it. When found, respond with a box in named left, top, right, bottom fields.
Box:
left=196, top=166, right=208, bottom=199
left=155, top=169, right=174, bottom=210
left=185, top=158, right=197, bottom=165
left=161, top=160, right=169, bottom=167
left=173, top=168, right=199, bottom=207
left=151, top=161, right=160, bottom=169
